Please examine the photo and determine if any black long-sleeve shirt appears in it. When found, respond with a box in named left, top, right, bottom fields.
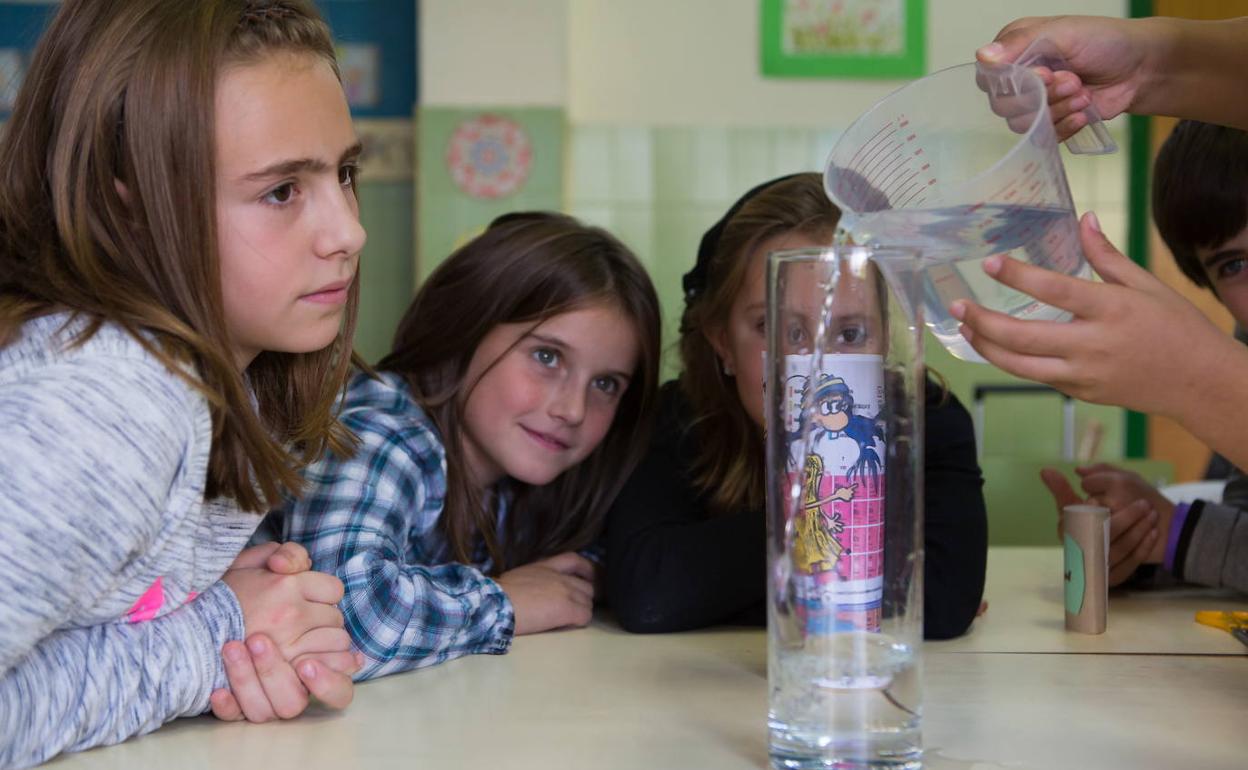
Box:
left=606, top=378, right=988, bottom=640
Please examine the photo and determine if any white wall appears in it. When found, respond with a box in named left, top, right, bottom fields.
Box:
left=567, top=0, right=1128, bottom=126
left=419, top=0, right=566, bottom=106
left=421, top=1, right=1129, bottom=120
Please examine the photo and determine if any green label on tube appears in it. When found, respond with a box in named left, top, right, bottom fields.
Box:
left=1064, top=533, right=1085, bottom=614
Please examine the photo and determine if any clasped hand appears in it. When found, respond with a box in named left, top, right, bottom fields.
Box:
left=213, top=541, right=363, bottom=721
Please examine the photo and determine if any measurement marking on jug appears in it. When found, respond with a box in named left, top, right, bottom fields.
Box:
left=897, top=191, right=928, bottom=209
left=875, top=154, right=913, bottom=192
left=910, top=179, right=937, bottom=206
left=847, top=123, right=896, bottom=169
left=891, top=170, right=921, bottom=198
left=894, top=183, right=926, bottom=209
left=858, top=137, right=900, bottom=181
left=868, top=145, right=907, bottom=185
left=986, top=160, right=1042, bottom=202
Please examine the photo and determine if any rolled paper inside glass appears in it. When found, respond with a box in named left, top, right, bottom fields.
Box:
left=784, top=353, right=885, bottom=633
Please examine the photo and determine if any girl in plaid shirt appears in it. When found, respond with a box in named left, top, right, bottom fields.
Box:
left=271, top=212, right=662, bottom=679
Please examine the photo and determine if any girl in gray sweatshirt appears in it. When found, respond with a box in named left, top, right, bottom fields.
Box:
left=0, top=1, right=367, bottom=765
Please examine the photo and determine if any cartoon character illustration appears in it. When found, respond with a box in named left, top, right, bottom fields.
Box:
left=793, top=453, right=849, bottom=573
left=804, top=373, right=883, bottom=481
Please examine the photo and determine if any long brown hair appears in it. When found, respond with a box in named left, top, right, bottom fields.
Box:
left=680, top=173, right=840, bottom=514
left=0, top=0, right=358, bottom=512
left=378, top=212, right=661, bottom=572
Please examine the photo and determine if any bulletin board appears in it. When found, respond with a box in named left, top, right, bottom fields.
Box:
left=760, top=0, right=926, bottom=78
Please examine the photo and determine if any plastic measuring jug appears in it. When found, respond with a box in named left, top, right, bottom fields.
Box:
left=823, top=47, right=1117, bottom=362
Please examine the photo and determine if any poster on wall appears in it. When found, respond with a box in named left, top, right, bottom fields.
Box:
left=760, top=0, right=925, bottom=78
left=417, top=107, right=563, bottom=283
left=0, top=49, right=22, bottom=113
left=336, top=43, right=381, bottom=109
left=446, top=114, right=533, bottom=200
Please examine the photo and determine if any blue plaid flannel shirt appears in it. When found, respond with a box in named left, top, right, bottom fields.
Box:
left=271, top=371, right=514, bottom=681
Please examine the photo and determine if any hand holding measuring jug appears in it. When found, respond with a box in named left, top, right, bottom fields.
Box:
left=978, top=16, right=1150, bottom=141
left=959, top=13, right=1248, bottom=476
left=824, top=51, right=1102, bottom=362
left=950, top=213, right=1243, bottom=418
left=979, top=15, right=1248, bottom=134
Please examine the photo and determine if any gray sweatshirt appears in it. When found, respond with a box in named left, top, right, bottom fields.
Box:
left=0, top=314, right=256, bottom=768
left=1170, top=468, right=1248, bottom=592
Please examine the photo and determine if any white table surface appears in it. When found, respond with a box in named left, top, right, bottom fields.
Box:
left=43, top=547, right=1248, bottom=770
left=44, top=623, right=1248, bottom=770
left=934, top=547, right=1248, bottom=655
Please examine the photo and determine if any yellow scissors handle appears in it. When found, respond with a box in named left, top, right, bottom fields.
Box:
left=1195, top=610, right=1248, bottom=632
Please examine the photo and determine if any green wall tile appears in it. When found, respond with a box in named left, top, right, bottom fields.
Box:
left=355, top=181, right=414, bottom=363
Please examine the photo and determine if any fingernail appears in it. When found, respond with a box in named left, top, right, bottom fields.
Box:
left=1149, top=509, right=1159, bottom=522
left=247, top=637, right=268, bottom=656
left=300, top=661, right=318, bottom=680
left=354, top=652, right=365, bottom=668
left=982, top=255, right=1003, bottom=275
left=225, top=643, right=245, bottom=663
left=949, top=300, right=966, bottom=320
left=978, top=42, right=1004, bottom=61
left=1084, top=211, right=1101, bottom=234
left=959, top=324, right=974, bottom=342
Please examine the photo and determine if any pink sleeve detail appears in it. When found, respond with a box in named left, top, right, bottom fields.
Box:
left=125, top=577, right=166, bottom=623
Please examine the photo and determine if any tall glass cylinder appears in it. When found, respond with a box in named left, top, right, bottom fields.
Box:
left=764, top=246, right=925, bottom=769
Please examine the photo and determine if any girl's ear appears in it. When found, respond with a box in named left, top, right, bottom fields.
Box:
left=114, top=179, right=131, bottom=203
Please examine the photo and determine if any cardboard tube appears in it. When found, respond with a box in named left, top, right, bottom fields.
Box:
left=1063, top=504, right=1109, bottom=634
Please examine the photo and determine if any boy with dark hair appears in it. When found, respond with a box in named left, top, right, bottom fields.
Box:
left=1154, top=121, right=1248, bottom=319
left=1043, top=120, right=1248, bottom=593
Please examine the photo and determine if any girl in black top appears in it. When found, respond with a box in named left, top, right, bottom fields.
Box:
left=606, top=173, right=988, bottom=639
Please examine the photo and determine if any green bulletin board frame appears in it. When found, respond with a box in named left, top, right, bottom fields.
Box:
left=1124, top=0, right=1153, bottom=458
left=760, top=0, right=925, bottom=79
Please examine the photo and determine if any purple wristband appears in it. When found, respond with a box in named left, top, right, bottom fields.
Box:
left=1163, top=502, right=1191, bottom=572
